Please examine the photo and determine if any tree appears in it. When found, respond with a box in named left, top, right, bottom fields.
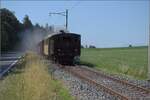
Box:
left=89, top=45, right=96, bottom=48
left=81, top=45, right=84, bottom=48
left=49, top=25, right=54, bottom=33
left=129, top=44, right=132, bottom=48
left=0, top=8, right=22, bottom=51
left=23, top=15, right=33, bottom=30
left=85, top=45, right=88, bottom=48
left=45, top=23, right=49, bottom=30
left=35, top=23, right=40, bottom=29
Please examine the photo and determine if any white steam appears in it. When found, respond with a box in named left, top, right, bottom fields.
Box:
left=19, top=29, right=46, bottom=52
left=18, top=26, right=68, bottom=52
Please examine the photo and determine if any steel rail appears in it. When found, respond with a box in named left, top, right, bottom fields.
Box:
left=0, top=56, right=22, bottom=79
left=79, top=66, right=150, bottom=95
left=57, top=64, right=149, bottom=99
left=65, top=67, right=129, bottom=100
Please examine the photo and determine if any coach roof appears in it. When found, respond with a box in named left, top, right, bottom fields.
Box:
left=44, top=32, right=80, bottom=40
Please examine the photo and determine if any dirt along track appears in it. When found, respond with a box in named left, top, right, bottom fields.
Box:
left=60, top=65, right=150, bottom=100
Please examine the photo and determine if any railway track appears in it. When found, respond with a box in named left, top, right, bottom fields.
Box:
left=0, top=52, right=23, bottom=79
left=0, top=60, right=18, bottom=78
left=62, top=65, right=150, bottom=100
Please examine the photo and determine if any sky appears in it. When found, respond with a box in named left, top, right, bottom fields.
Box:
left=1, top=0, right=150, bottom=48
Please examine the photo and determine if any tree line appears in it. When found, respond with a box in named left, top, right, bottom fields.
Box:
left=0, top=8, right=52, bottom=51
left=81, top=45, right=96, bottom=48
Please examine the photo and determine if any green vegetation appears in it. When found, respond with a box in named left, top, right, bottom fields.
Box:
left=0, top=52, right=73, bottom=100
left=80, top=46, right=148, bottom=80
left=1, top=8, right=23, bottom=51
left=0, top=8, right=34, bottom=51
left=0, top=8, right=48, bottom=51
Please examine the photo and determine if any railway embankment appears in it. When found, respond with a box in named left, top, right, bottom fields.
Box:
left=0, top=52, right=73, bottom=100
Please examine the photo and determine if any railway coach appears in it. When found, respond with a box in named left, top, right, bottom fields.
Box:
left=38, top=31, right=81, bottom=65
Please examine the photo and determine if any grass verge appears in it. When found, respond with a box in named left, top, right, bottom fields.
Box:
left=0, top=52, right=73, bottom=100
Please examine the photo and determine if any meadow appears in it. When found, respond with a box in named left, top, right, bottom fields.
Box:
left=80, top=46, right=148, bottom=80
left=0, top=52, right=73, bottom=100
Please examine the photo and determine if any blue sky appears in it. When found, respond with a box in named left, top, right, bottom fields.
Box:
left=1, top=0, right=149, bottom=48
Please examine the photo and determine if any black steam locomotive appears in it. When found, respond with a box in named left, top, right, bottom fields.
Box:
left=38, top=31, right=81, bottom=65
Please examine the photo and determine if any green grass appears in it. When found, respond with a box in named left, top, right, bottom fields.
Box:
left=0, top=52, right=74, bottom=100
left=80, top=46, right=148, bottom=80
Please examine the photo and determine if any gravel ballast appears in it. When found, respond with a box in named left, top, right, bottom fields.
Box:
left=49, top=64, right=118, bottom=100
left=79, top=65, right=150, bottom=89
left=47, top=62, right=150, bottom=100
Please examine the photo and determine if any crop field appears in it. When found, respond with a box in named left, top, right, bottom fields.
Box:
left=0, top=52, right=73, bottom=100
left=80, top=46, right=148, bottom=80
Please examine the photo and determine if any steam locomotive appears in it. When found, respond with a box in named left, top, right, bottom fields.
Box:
left=38, top=31, right=81, bottom=65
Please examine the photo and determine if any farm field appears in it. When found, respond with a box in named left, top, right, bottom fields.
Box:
left=80, top=46, right=148, bottom=80
left=0, top=52, right=73, bottom=100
